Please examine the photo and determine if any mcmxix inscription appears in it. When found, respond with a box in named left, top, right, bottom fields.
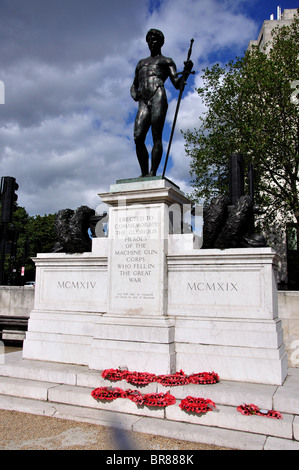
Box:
left=187, top=282, right=238, bottom=292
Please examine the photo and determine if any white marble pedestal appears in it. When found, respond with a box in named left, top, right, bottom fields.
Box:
left=23, top=177, right=288, bottom=384
left=167, top=248, right=287, bottom=384
left=89, top=177, right=190, bottom=374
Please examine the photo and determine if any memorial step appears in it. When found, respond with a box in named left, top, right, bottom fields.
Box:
left=0, top=356, right=277, bottom=409
left=0, top=393, right=267, bottom=450
left=0, top=355, right=299, bottom=450
left=0, top=373, right=296, bottom=442
left=1, top=356, right=299, bottom=415
left=0, top=376, right=59, bottom=401
left=0, top=356, right=88, bottom=385
left=45, top=382, right=294, bottom=440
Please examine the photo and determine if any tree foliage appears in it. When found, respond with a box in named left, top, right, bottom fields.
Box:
left=0, top=205, right=58, bottom=284
left=183, top=11, right=299, bottom=237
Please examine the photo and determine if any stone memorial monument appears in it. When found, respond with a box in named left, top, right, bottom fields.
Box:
left=22, top=30, right=287, bottom=386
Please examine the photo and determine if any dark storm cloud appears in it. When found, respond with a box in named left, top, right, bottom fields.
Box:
left=0, top=0, right=260, bottom=215
left=0, top=0, right=145, bottom=66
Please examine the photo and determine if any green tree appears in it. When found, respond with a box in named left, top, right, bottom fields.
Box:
left=0, top=205, right=58, bottom=284
left=19, top=212, right=57, bottom=283
left=27, top=214, right=57, bottom=255
left=183, top=11, right=299, bottom=240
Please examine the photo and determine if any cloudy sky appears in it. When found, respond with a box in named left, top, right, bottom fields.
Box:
left=0, top=0, right=297, bottom=216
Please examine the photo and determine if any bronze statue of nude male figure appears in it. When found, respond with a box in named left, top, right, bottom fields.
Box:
left=131, top=29, right=193, bottom=177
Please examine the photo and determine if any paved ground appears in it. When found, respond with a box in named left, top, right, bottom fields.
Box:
left=0, top=408, right=231, bottom=450
left=0, top=346, right=231, bottom=451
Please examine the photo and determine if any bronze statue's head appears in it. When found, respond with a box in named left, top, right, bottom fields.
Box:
left=146, top=29, right=164, bottom=47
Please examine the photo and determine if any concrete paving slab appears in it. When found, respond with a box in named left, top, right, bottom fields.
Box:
left=0, top=376, right=59, bottom=401
left=0, top=358, right=88, bottom=385
left=264, top=436, right=299, bottom=450
left=281, top=375, right=299, bottom=387
left=273, top=384, right=299, bottom=414
left=293, top=416, right=299, bottom=441
left=132, top=417, right=266, bottom=450
left=0, top=394, right=58, bottom=416
left=288, top=368, right=299, bottom=377
left=0, top=350, right=22, bottom=363
left=52, top=402, right=143, bottom=431
left=166, top=403, right=293, bottom=439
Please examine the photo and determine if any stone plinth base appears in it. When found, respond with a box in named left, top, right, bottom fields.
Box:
left=23, top=177, right=288, bottom=385
left=167, top=246, right=288, bottom=384
left=90, top=315, right=175, bottom=374
left=174, top=318, right=286, bottom=384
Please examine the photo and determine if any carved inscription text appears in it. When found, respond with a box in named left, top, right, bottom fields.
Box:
left=57, top=281, right=97, bottom=289
left=187, top=282, right=238, bottom=292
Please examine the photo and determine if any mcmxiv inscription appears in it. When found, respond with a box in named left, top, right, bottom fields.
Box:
left=57, top=281, right=97, bottom=289
left=187, top=282, right=238, bottom=292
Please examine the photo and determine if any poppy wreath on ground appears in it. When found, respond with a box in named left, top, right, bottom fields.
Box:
left=188, top=372, right=220, bottom=385
left=91, top=386, right=125, bottom=401
left=179, top=396, right=216, bottom=414
left=142, top=391, right=176, bottom=407
left=101, top=368, right=128, bottom=382
left=124, top=389, right=176, bottom=407
left=125, top=371, right=157, bottom=386
left=237, top=404, right=283, bottom=419
left=91, top=386, right=176, bottom=408
left=125, top=389, right=145, bottom=405
left=101, top=368, right=220, bottom=386
left=156, top=370, right=190, bottom=386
